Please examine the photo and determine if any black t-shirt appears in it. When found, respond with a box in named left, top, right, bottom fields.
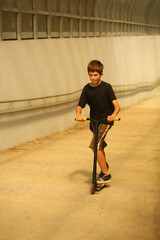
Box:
left=78, top=81, right=117, bottom=125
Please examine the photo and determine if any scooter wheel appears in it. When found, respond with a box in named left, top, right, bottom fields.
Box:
left=91, top=184, right=96, bottom=194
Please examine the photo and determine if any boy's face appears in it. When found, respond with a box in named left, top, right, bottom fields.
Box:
left=88, top=71, right=103, bottom=87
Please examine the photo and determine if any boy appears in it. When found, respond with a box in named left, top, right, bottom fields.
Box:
left=76, top=60, right=120, bottom=184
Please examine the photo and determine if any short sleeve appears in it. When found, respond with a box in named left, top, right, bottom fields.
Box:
left=78, top=86, right=88, bottom=108
left=107, top=84, right=117, bottom=101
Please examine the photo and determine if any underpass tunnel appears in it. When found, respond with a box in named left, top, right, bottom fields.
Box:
left=0, top=2, right=160, bottom=239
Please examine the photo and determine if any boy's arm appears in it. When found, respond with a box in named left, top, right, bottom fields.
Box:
left=76, top=106, right=84, bottom=122
left=107, top=99, right=121, bottom=123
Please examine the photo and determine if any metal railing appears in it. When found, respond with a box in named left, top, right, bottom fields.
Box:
left=0, top=80, right=159, bottom=115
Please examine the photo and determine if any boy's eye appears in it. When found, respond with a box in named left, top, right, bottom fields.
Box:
left=89, top=74, right=98, bottom=77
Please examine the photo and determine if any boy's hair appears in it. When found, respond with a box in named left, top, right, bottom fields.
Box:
left=87, top=60, right=104, bottom=74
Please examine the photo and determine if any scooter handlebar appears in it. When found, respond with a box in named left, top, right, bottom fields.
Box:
left=75, top=117, right=121, bottom=121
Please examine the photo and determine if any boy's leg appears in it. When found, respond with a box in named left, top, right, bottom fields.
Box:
left=90, top=124, right=112, bottom=183
left=97, top=149, right=109, bottom=175
left=91, top=148, right=109, bottom=175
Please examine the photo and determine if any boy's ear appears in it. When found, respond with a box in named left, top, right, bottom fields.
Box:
left=101, top=73, right=103, bottom=76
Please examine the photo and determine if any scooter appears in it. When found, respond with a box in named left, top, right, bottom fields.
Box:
left=76, top=117, right=120, bottom=194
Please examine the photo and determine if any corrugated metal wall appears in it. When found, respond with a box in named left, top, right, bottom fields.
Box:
left=0, top=0, right=160, bottom=41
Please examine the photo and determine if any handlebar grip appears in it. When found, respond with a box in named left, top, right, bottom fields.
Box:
left=114, top=118, right=121, bottom=121
left=75, top=118, right=89, bottom=121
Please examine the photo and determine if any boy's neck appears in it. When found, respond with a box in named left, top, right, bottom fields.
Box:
left=89, top=80, right=102, bottom=87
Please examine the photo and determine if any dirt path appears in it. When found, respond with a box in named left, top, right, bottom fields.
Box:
left=0, top=93, right=160, bottom=240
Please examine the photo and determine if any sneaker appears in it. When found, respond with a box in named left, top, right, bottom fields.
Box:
left=98, top=171, right=105, bottom=178
left=98, top=162, right=109, bottom=178
left=97, top=173, right=111, bottom=184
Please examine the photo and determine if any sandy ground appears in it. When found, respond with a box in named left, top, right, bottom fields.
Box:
left=0, top=93, right=160, bottom=240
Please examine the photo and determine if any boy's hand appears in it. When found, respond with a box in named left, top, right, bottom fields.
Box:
left=76, top=115, right=84, bottom=122
left=107, top=115, right=116, bottom=123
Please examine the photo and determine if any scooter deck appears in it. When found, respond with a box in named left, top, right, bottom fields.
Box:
left=96, top=182, right=111, bottom=191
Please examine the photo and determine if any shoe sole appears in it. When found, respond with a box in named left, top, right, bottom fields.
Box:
left=97, top=179, right=111, bottom=184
